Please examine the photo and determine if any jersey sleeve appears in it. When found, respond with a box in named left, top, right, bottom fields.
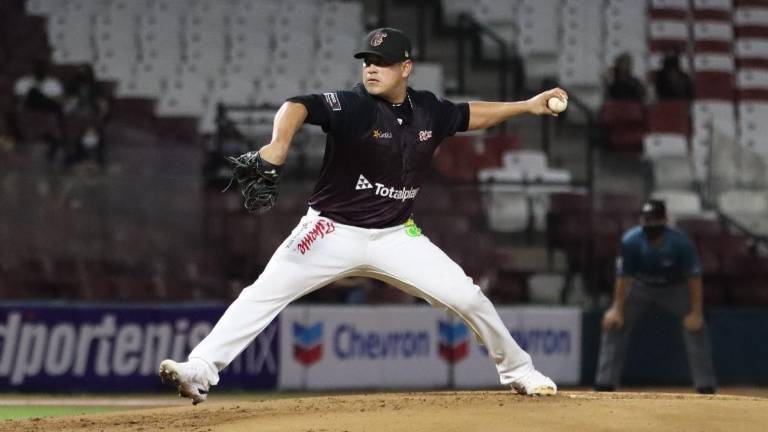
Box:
left=615, top=240, right=636, bottom=278
left=286, top=92, right=346, bottom=132
left=680, top=235, right=703, bottom=278
left=435, top=98, right=470, bottom=138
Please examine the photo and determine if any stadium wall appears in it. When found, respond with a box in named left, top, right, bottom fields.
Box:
left=0, top=303, right=765, bottom=392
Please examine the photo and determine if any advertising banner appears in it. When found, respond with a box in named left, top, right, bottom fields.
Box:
left=0, top=303, right=278, bottom=392
left=279, top=306, right=449, bottom=390
left=451, top=306, right=582, bottom=387
left=278, top=305, right=581, bottom=390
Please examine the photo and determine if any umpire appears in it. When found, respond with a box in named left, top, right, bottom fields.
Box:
left=595, top=199, right=717, bottom=393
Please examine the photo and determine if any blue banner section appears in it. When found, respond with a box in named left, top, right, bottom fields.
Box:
left=0, top=303, right=279, bottom=392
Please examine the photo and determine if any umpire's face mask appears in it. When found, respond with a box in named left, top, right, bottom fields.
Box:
left=642, top=223, right=666, bottom=241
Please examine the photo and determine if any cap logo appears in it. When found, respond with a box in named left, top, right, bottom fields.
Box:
left=371, top=31, right=387, bottom=47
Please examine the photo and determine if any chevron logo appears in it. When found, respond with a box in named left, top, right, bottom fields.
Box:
left=355, top=174, right=373, bottom=190
left=293, top=322, right=324, bottom=366
left=437, top=320, right=470, bottom=363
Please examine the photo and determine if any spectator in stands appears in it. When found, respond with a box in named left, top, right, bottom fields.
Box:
left=14, top=59, right=63, bottom=112
left=64, top=64, right=108, bottom=118
left=605, top=53, right=646, bottom=102
left=595, top=199, right=717, bottom=394
left=64, top=64, right=109, bottom=169
left=12, top=59, right=64, bottom=163
left=655, top=51, right=692, bottom=100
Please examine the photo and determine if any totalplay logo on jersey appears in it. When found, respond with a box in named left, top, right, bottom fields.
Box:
left=293, top=322, right=323, bottom=366
left=355, top=175, right=419, bottom=201
left=437, top=320, right=469, bottom=363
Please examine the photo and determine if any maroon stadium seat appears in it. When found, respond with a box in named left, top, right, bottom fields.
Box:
left=600, top=101, right=646, bottom=152
left=694, top=71, right=734, bottom=100
left=648, top=100, right=691, bottom=135
left=490, top=272, right=526, bottom=304
left=14, top=110, right=61, bottom=143
left=676, top=217, right=723, bottom=237
left=110, top=97, right=157, bottom=130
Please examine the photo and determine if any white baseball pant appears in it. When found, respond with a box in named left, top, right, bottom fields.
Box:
left=189, top=208, right=535, bottom=386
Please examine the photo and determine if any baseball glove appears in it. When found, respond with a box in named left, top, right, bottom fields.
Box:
left=223, top=151, right=282, bottom=214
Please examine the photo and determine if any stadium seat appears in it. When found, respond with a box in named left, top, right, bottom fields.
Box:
left=676, top=216, right=724, bottom=236
left=644, top=133, right=689, bottom=159
left=257, top=76, right=303, bottom=107
left=717, top=189, right=768, bottom=214
left=693, top=0, right=734, bottom=20
left=483, top=189, right=530, bottom=233
left=648, top=101, right=691, bottom=134
left=694, top=53, right=736, bottom=72
left=410, top=63, right=445, bottom=97
left=48, top=11, right=94, bottom=64
left=651, top=189, right=704, bottom=218
left=517, top=0, right=560, bottom=55
left=692, top=101, right=736, bottom=148
left=527, top=273, right=565, bottom=304
left=694, top=71, right=735, bottom=100
left=600, top=100, right=647, bottom=151
left=737, top=68, right=768, bottom=99
left=651, top=156, right=696, bottom=189
left=502, top=150, right=547, bottom=179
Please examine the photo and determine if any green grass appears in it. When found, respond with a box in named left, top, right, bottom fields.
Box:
left=0, top=406, right=123, bottom=421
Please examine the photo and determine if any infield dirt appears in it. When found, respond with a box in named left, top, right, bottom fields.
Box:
left=1, top=390, right=765, bottom=432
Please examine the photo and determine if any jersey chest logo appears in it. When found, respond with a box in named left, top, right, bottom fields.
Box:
left=372, top=129, right=393, bottom=139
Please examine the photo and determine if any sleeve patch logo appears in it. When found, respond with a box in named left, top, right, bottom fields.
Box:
left=323, top=92, right=342, bottom=111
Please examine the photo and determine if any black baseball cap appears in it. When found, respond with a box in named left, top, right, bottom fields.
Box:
left=353, top=27, right=412, bottom=63
left=641, top=199, right=667, bottom=220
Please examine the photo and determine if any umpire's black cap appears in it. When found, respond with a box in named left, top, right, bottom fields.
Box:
left=641, top=199, right=667, bottom=220
left=353, top=27, right=412, bottom=63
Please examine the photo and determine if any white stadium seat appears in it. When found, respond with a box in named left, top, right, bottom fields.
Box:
left=736, top=39, right=768, bottom=58
left=644, top=133, right=689, bottom=159
left=503, top=150, right=548, bottom=178
left=117, top=62, right=169, bottom=98
left=651, top=0, right=690, bottom=10
left=652, top=156, right=695, bottom=190
left=48, top=12, right=94, bottom=64
left=650, top=20, right=689, bottom=40
left=693, top=21, right=734, bottom=41
left=651, top=190, right=703, bottom=218
left=517, top=0, right=560, bottom=55
left=694, top=53, right=735, bottom=72
left=734, top=7, right=768, bottom=25
left=737, top=69, right=768, bottom=89
left=717, top=190, right=768, bottom=216
left=472, top=0, right=518, bottom=24
left=26, top=0, right=68, bottom=16
left=692, top=101, right=736, bottom=137
left=409, top=63, right=445, bottom=97
left=257, top=77, right=304, bottom=107
left=693, top=0, right=733, bottom=10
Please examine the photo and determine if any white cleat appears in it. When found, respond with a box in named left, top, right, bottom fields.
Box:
left=511, top=369, right=557, bottom=396
left=158, top=359, right=213, bottom=405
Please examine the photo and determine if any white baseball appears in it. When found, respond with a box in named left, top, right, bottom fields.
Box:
left=547, top=97, right=567, bottom=113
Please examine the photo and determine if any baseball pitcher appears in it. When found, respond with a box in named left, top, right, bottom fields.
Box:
left=159, top=27, right=568, bottom=404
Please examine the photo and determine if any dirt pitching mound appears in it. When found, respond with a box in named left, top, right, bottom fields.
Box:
left=2, top=391, right=765, bottom=432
